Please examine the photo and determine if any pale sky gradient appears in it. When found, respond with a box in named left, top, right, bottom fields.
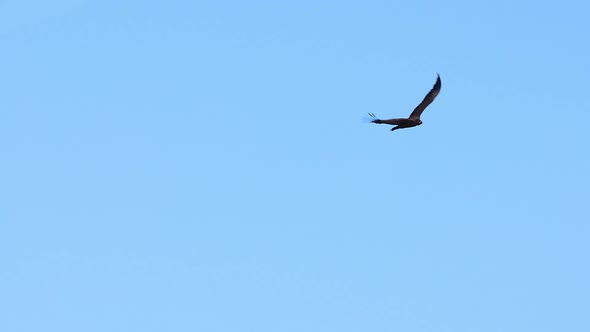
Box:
left=1, top=1, right=589, bottom=331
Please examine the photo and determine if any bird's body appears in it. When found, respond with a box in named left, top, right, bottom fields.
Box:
left=369, top=74, right=441, bottom=131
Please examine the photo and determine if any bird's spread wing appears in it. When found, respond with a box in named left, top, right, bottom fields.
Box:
left=368, top=113, right=409, bottom=125
left=408, top=74, right=441, bottom=120
left=373, top=118, right=413, bottom=125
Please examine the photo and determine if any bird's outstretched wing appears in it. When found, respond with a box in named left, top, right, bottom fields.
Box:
left=408, top=74, right=441, bottom=120
left=368, top=113, right=409, bottom=125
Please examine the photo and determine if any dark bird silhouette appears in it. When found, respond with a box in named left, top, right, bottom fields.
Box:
left=369, top=74, right=441, bottom=131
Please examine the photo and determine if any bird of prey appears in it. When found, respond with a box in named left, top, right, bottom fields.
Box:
left=369, top=74, right=441, bottom=131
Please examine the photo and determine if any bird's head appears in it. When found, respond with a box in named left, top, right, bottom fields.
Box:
left=417, top=120, right=423, bottom=125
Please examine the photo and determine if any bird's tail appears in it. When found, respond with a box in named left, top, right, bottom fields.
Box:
left=365, top=113, right=382, bottom=124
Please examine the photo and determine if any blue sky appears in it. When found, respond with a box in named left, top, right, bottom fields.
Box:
left=1, top=1, right=589, bottom=331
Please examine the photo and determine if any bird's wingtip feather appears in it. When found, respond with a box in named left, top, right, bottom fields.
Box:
left=364, top=113, right=380, bottom=123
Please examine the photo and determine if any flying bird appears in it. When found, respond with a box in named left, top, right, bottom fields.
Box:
left=369, top=74, right=441, bottom=131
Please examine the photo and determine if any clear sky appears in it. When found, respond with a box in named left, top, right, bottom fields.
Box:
left=1, top=1, right=589, bottom=331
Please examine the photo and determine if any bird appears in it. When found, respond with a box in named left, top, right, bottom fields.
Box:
left=369, top=74, right=441, bottom=131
